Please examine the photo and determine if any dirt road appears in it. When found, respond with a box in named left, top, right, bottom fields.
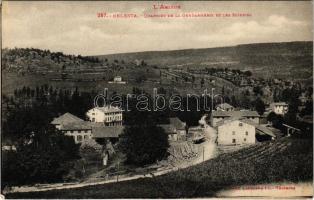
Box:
left=4, top=167, right=174, bottom=194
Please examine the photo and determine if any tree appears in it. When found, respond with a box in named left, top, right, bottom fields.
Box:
left=224, top=95, right=230, bottom=104
left=306, top=86, right=313, bottom=97
left=3, top=105, right=56, bottom=142
left=140, top=60, right=147, bottom=66
left=192, top=76, right=195, bottom=84
left=273, top=88, right=281, bottom=102
left=284, top=112, right=297, bottom=127
left=267, top=112, right=284, bottom=129
left=300, top=101, right=313, bottom=116
left=80, top=139, right=103, bottom=157
left=253, top=86, right=263, bottom=96
left=244, top=70, right=252, bottom=77
left=239, top=95, right=251, bottom=109
left=281, top=88, right=291, bottom=102
left=200, top=78, right=205, bottom=88
left=2, top=127, right=80, bottom=187
left=230, top=95, right=238, bottom=107
left=119, top=125, right=169, bottom=166
left=255, top=98, right=266, bottom=115
left=134, top=72, right=147, bottom=83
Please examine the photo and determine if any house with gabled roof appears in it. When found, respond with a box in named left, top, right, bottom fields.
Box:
left=270, top=102, right=288, bottom=115
left=158, top=117, right=186, bottom=141
left=51, top=113, right=93, bottom=143
left=59, top=121, right=93, bottom=143
left=216, top=118, right=278, bottom=145
left=51, top=111, right=124, bottom=144
left=211, top=110, right=260, bottom=127
left=51, top=112, right=84, bottom=130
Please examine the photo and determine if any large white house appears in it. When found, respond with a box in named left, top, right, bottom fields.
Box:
left=86, top=106, right=123, bottom=126
left=216, top=118, right=277, bottom=145
left=270, top=102, right=288, bottom=115
left=217, top=119, right=256, bottom=145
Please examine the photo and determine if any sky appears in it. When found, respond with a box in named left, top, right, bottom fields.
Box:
left=2, top=1, right=313, bottom=56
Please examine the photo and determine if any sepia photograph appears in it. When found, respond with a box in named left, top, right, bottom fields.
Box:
left=1, top=1, right=313, bottom=198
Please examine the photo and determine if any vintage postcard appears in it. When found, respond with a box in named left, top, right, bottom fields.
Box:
left=1, top=1, right=313, bottom=199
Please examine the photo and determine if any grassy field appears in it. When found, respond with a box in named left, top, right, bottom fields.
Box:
left=1, top=68, right=160, bottom=96
left=6, top=137, right=312, bottom=198
left=3, top=41, right=312, bottom=96
left=2, top=70, right=225, bottom=98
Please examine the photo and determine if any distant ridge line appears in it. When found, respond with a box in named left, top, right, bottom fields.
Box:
left=95, top=41, right=312, bottom=57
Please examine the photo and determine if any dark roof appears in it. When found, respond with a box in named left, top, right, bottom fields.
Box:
left=256, top=125, right=280, bottom=138
left=188, top=126, right=203, bottom=132
left=93, top=106, right=122, bottom=113
left=270, top=102, right=288, bottom=107
left=158, top=124, right=176, bottom=134
left=298, top=115, right=313, bottom=124
left=255, top=125, right=276, bottom=138
left=216, top=118, right=238, bottom=127
left=92, top=126, right=124, bottom=138
left=216, top=103, right=234, bottom=109
left=216, top=118, right=276, bottom=138
left=51, top=113, right=84, bottom=125
left=158, top=117, right=185, bottom=134
left=59, top=119, right=125, bottom=138
left=212, top=110, right=260, bottom=118
left=60, top=121, right=92, bottom=130
left=169, top=117, right=186, bottom=130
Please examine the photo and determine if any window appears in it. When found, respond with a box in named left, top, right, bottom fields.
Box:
left=232, top=139, right=236, bottom=143
left=84, top=130, right=88, bottom=133
left=239, top=123, right=243, bottom=127
left=70, top=130, right=74, bottom=133
left=77, top=135, right=82, bottom=142
left=245, top=131, right=248, bottom=136
left=244, top=138, right=247, bottom=142
left=78, top=130, right=81, bottom=133
left=92, top=118, right=95, bottom=122
left=232, top=131, right=235, bottom=135
left=84, top=135, right=88, bottom=140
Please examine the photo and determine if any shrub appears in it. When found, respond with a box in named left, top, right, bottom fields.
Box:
left=119, top=125, right=169, bottom=166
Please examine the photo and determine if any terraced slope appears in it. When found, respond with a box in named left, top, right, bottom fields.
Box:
left=219, top=139, right=291, bottom=161
left=7, top=138, right=312, bottom=198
